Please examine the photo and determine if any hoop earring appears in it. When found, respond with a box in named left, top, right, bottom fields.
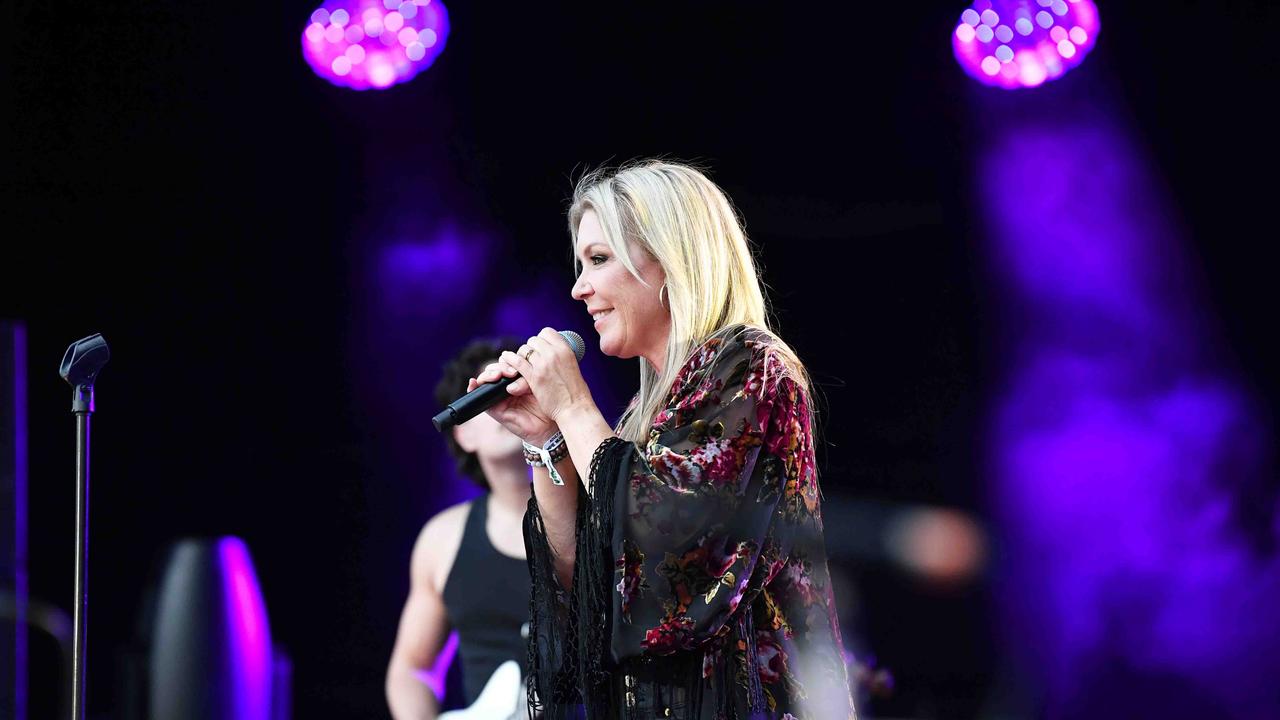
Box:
left=658, top=283, right=669, bottom=309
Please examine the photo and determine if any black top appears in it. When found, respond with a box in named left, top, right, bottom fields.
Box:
left=441, top=495, right=531, bottom=707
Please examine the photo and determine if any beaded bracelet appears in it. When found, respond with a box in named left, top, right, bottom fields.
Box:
left=522, top=432, right=567, bottom=466
left=523, top=431, right=569, bottom=485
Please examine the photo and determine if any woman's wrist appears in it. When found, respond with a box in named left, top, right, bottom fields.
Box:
left=523, top=427, right=560, bottom=448
left=524, top=431, right=570, bottom=485
left=554, top=399, right=602, bottom=430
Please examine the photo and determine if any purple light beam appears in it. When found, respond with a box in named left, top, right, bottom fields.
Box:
left=981, top=117, right=1280, bottom=718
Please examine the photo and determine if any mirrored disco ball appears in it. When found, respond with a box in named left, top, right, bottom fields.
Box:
left=952, top=0, right=1099, bottom=89
left=302, top=0, right=449, bottom=90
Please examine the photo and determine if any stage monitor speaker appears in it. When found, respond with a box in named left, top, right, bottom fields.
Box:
left=149, top=536, right=279, bottom=720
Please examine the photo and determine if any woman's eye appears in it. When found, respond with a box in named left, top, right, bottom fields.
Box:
left=590, top=254, right=608, bottom=266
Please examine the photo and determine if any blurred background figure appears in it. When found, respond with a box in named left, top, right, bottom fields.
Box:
left=386, top=338, right=531, bottom=719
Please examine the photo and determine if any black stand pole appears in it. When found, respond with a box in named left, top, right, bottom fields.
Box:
left=59, top=334, right=109, bottom=720
left=71, top=401, right=90, bottom=720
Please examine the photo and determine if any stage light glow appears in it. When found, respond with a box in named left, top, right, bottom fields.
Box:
left=302, top=0, right=449, bottom=91
left=980, top=118, right=1280, bottom=720
left=953, top=0, right=1099, bottom=89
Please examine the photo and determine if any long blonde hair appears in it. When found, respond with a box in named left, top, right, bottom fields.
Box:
left=568, top=159, right=812, bottom=442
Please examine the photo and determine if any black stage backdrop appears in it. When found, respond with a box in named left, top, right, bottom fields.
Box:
left=4, top=2, right=1278, bottom=718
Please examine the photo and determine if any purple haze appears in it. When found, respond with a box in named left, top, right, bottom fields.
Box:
left=982, top=118, right=1280, bottom=718
left=378, top=225, right=490, bottom=313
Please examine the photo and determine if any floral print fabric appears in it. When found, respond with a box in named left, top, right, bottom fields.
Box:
left=604, top=328, right=855, bottom=719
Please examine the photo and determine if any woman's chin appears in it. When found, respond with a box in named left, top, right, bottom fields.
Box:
left=596, top=333, right=620, bottom=358
left=598, top=330, right=641, bottom=360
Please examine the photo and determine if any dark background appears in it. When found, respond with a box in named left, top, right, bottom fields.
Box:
left=4, top=1, right=1278, bottom=718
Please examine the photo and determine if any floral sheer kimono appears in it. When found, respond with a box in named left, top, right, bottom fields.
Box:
left=525, top=327, right=855, bottom=720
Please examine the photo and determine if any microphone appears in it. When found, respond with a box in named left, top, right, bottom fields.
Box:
left=432, top=330, right=585, bottom=432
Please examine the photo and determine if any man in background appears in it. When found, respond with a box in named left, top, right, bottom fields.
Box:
left=386, top=338, right=532, bottom=719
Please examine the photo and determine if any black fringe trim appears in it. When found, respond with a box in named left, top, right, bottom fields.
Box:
left=524, top=437, right=631, bottom=720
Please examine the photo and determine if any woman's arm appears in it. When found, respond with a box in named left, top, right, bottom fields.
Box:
left=531, top=401, right=614, bottom=587
left=525, top=399, right=613, bottom=583
left=555, top=403, right=618, bottom=489
left=527, top=460, right=577, bottom=589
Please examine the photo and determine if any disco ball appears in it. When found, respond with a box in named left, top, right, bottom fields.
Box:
left=952, top=0, right=1099, bottom=89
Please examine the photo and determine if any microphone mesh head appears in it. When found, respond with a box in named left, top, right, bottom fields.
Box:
left=558, top=330, right=586, bottom=361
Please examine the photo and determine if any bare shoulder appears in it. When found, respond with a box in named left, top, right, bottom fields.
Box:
left=410, top=500, right=474, bottom=593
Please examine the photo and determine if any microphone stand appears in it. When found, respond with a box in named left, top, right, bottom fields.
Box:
left=58, top=334, right=110, bottom=720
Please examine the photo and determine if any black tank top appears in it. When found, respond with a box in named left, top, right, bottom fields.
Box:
left=441, top=496, right=531, bottom=707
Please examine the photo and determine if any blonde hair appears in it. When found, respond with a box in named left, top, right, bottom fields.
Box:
left=568, top=159, right=812, bottom=442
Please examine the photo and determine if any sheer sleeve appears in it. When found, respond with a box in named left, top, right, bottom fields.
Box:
left=608, top=333, right=796, bottom=659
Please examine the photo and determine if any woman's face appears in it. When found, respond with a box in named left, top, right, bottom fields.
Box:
left=571, top=209, right=670, bottom=366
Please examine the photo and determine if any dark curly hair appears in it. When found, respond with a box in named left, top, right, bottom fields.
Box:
left=434, top=336, right=524, bottom=489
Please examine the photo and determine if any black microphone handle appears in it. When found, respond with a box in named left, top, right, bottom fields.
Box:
left=431, top=374, right=517, bottom=431
left=431, top=329, right=585, bottom=432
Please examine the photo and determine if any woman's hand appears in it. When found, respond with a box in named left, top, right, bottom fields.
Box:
left=504, top=327, right=597, bottom=426
left=470, top=359, right=558, bottom=447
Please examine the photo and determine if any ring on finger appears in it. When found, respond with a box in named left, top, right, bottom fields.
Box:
left=520, top=347, right=536, bottom=360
